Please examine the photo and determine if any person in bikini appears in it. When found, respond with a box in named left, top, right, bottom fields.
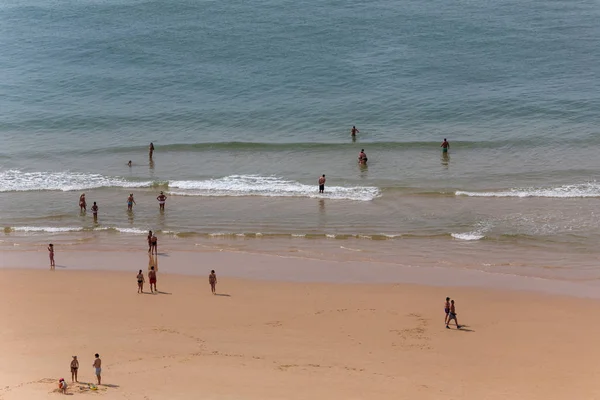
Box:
left=209, top=270, right=217, bottom=294
left=148, top=266, right=157, bottom=293
left=318, top=175, right=326, bottom=193
left=79, top=194, right=86, bottom=212
left=70, top=356, right=79, bottom=382
left=91, top=202, right=99, bottom=222
left=48, top=244, right=55, bottom=270
left=127, top=193, right=136, bottom=211
left=446, top=299, right=461, bottom=329
left=137, top=269, right=145, bottom=293
left=156, top=191, right=167, bottom=211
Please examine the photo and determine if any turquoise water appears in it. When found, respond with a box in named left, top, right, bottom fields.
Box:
left=2, top=0, right=600, bottom=255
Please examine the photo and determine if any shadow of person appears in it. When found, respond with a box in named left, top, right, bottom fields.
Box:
left=215, top=293, right=231, bottom=297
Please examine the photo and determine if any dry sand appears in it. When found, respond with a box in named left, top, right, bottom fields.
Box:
left=1, top=252, right=600, bottom=399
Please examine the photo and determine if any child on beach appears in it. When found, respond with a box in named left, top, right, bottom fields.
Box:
left=137, top=269, right=145, bottom=293
left=209, top=270, right=217, bottom=294
left=70, top=356, right=79, bottom=382
left=446, top=299, right=461, bottom=329
left=58, top=378, right=68, bottom=394
left=48, top=244, right=55, bottom=270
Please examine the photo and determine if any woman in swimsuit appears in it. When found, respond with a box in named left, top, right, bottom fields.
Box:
left=70, top=356, right=79, bottom=382
left=79, top=194, right=86, bottom=212
left=137, top=269, right=145, bottom=293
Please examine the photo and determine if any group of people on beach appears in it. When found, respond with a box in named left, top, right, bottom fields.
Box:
left=78, top=191, right=167, bottom=221
left=57, top=354, right=101, bottom=394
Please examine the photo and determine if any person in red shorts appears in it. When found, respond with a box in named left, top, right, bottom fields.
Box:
left=148, top=266, right=157, bottom=293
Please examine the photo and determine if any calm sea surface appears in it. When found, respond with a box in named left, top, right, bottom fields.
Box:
left=2, top=0, right=600, bottom=276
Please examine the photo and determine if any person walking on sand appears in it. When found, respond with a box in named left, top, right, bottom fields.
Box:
left=79, top=194, right=86, bottom=212
left=93, top=354, right=102, bottom=385
left=446, top=299, right=461, bottom=329
left=147, top=230, right=153, bottom=253
left=70, top=356, right=79, bottom=382
left=351, top=126, right=359, bottom=137
left=137, top=269, right=145, bottom=293
left=209, top=270, right=217, bottom=294
left=127, top=193, right=136, bottom=211
left=151, top=233, right=158, bottom=255
left=318, top=174, right=326, bottom=194
left=148, top=266, right=157, bottom=293
left=149, top=142, right=155, bottom=159
left=91, top=202, right=99, bottom=222
left=48, top=244, right=55, bottom=270
left=157, top=191, right=167, bottom=211
left=444, top=297, right=451, bottom=325
left=441, top=138, right=450, bottom=153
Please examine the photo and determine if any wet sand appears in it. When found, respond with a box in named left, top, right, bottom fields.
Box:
left=1, top=251, right=600, bottom=399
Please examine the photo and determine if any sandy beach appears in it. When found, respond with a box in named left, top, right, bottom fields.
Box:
left=1, top=250, right=600, bottom=399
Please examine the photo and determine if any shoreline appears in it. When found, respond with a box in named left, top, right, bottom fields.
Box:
left=2, top=248, right=600, bottom=299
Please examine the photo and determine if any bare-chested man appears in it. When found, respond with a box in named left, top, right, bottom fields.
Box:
left=147, top=230, right=153, bottom=253
left=93, top=354, right=102, bottom=385
left=156, top=191, right=167, bottom=211
left=151, top=234, right=158, bottom=255
left=79, top=194, right=86, bottom=212
left=318, top=174, right=326, bottom=193
left=446, top=299, right=461, bottom=329
left=351, top=126, right=359, bottom=137
left=127, top=193, right=136, bottom=211
left=148, top=266, right=157, bottom=293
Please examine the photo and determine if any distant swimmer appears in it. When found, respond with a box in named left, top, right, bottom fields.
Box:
left=318, top=174, right=326, bottom=193
left=351, top=126, right=360, bottom=137
left=358, top=149, right=368, bottom=165
left=441, top=138, right=450, bottom=153
left=127, top=193, right=136, bottom=211
left=79, top=193, right=86, bottom=212
left=127, top=160, right=132, bottom=167
left=91, top=202, right=99, bottom=222
left=149, top=142, right=155, bottom=159
left=157, top=191, right=167, bottom=211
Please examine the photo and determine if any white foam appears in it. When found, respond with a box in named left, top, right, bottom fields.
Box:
left=8, top=226, right=84, bottom=233
left=169, top=175, right=380, bottom=201
left=111, top=227, right=148, bottom=235
left=451, top=232, right=485, bottom=241
left=456, top=182, right=600, bottom=198
left=0, top=169, right=154, bottom=192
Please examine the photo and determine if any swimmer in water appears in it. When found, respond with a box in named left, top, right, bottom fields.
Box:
left=156, top=191, right=167, bottom=211
left=79, top=193, right=86, bottom=212
left=318, top=174, right=326, bottom=193
left=149, top=142, right=154, bottom=159
left=441, top=138, right=450, bottom=153
left=91, top=202, right=98, bottom=222
left=351, top=126, right=359, bottom=137
left=358, top=149, right=368, bottom=164
left=127, top=160, right=132, bottom=167
left=127, top=193, right=136, bottom=211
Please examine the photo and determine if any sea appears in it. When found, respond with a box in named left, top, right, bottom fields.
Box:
left=2, top=0, right=600, bottom=280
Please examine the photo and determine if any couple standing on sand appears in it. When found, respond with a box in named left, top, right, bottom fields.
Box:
left=444, top=297, right=461, bottom=329
left=61, top=353, right=101, bottom=394
left=137, top=267, right=158, bottom=293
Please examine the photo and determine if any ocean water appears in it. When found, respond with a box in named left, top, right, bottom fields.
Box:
left=2, top=0, right=600, bottom=272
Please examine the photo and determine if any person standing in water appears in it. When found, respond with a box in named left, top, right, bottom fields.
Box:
left=209, top=270, right=217, bottom=294
left=358, top=149, right=368, bottom=164
left=48, top=244, right=55, bottom=270
left=441, top=138, right=450, bottom=153
left=79, top=194, right=86, bottom=212
left=91, top=202, right=99, bottom=222
left=318, top=174, right=326, bottom=193
left=147, top=230, right=153, bottom=253
left=351, top=126, right=360, bottom=137
left=156, top=191, right=167, bottom=211
left=127, top=193, right=136, bottom=211
left=149, top=142, right=155, bottom=159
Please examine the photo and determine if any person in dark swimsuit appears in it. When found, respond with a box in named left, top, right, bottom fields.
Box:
left=137, top=269, right=145, bottom=293
left=318, top=175, right=326, bottom=193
